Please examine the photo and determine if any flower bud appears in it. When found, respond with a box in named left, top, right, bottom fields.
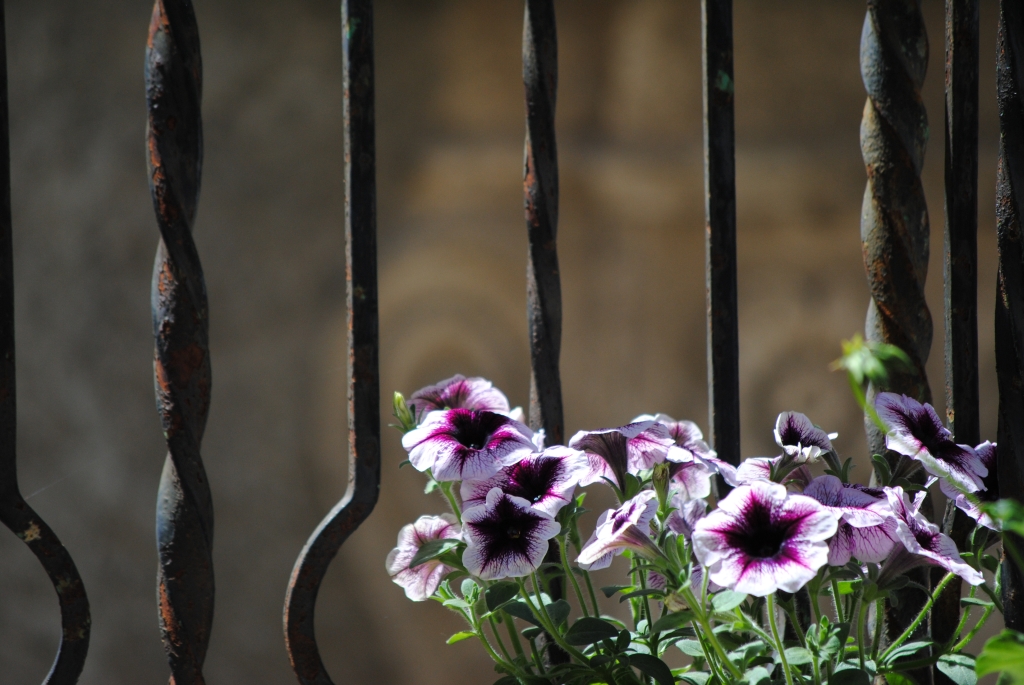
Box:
left=393, top=391, right=415, bottom=432
left=652, top=462, right=671, bottom=511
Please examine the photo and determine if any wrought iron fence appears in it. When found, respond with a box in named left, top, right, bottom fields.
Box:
left=0, top=0, right=1019, bottom=684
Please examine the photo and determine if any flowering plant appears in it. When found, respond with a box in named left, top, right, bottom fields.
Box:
left=384, top=343, right=1024, bottom=685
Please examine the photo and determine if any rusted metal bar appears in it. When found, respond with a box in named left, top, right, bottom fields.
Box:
left=146, top=1, right=214, bottom=682
left=522, top=0, right=567, bottom=666
left=860, top=0, right=932, bottom=677
left=702, top=0, right=739, bottom=488
left=996, top=0, right=1024, bottom=631
left=934, top=1, right=979, bottom=681
left=523, top=0, right=563, bottom=448
left=283, top=2, right=381, bottom=683
left=0, top=2, right=91, bottom=683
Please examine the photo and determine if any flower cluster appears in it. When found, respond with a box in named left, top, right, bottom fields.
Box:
left=385, top=374, right=1011, bottom=685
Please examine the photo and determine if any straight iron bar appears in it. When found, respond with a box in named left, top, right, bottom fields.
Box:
left=701, top=0, right=740, bottom=488
left=283, top=1, right=381, bottom=682
left=0, top=2, right=91, bottom=678
left=995, top=0, right=1024, bottom=631
left=934, top=1, right=980, bottom=681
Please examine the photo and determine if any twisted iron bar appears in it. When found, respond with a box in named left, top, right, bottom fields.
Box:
left=996, top=0, right=1024, bottom=631
left=283, top=1, right=380, bottom=682
left=702, top=0, right=740, bottom=489
left=524, top=0, right=562, bottom=448
left=146, top=1, right=214, bottom=682
left=0, top=2, right=92, bottom=682
left=859, top=0, right=932, bottom=673
left=934, top=1, right=979, bottom=681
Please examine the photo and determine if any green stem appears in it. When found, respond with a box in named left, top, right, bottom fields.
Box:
left=439, top=481, right=462, bottom=524
left=946, top=586, right=976, bottom=650
left=518, top=579, right=591, bottom=664
left=680, top=586, right=742, bottom=680
left=559, top=538, right=590, bottom=617
left=952, top=605, right=995, bottom=652
left=879, top=572, right=956, bottom=663
left=501, top=613, right=532, bottom=673
left=871, top=599, right=883, bottom=661
left=784, top=603, right=807, bottom=648
left=811, top=652, right=822, bottom=685
left=582, top=569, right=601, bottom=616
left=857, top=598, right=868, bottom=671
left=849, top=372, right=887, bottom=435
left=487, top=616, right=515, bottom=665
left=830, top=579, right=845, bottom=622
left=979, top=581, right=1005, bottom=614
left=692, top=626, right=728, bottom=684
left=768, top=594, right=795, bottom=685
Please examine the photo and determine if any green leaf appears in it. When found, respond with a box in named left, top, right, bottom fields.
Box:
left=836, top=581, right=857, bottom=595
left=629, top=654, right=676, bottom=685
left=442, top=598, right=471, bottom=609
left=742, top=666, right=772, bottom=685
left=676, top=640, right=706, bottom=658
left=830, top=667, right=871, bottom=685
left=784, top=646, right=813, bottom=666
left=620, top=588, right=665, bottom=602
left=492, top=677, right=518, bottom=685
left=882, top=641, right=933, bottom=665
left=503, top=601, right=540, bottom=627
left=563, top=617, right=620, bottom=645
left=424, top=479, right=439, bottom=494
left=446, top=631, right=476, bottom=644
left=408, top=538, right=460, bottom=569
left=678, top=673, right=710, bottom=685
left=977, top=630, right=1024, bottom=679
left=982, top=500, right=1024, bottom=537
left=712, top=590, right=747, bottom=612
left=602, top=585, right=632, bottom=598
left=546, top=599, right=571, bottom=626
left=936, top=654, right=977, bottom=685
left=485, top=581, right=520, bottom=611
left=882, top=674, right=916, bottom=685
left=960, top=597, right=994, bottom=608
left=521, top=626, right=543, bottom=640
left=651, top=610, right=696, bottom=634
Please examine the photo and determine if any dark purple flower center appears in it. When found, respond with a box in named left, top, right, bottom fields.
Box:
left=901, top=408, right=948, bottom=455
left=576, top=432, right=629, bottom=486
left=449, top=409, right=507, bottom=450
left=469, top=496, right=545, bottom=568
left=724, top=500, right=794, bottom=559
left=505, top=459, right=563, bottom=504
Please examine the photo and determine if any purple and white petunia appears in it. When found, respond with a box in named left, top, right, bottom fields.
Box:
left=954, top=441, right=998, bottom=529
left=403, top=409, right=536, bottom=482
left=692, top=481, right=838, bottom=596
left=385, top=514, right=462, bottom=601
left=460, top=445, right=589, bottom=517
left=733, top=457, right=814, bottom=490
left=407, top=374, right=511, bottom=423
left=569, top=421, right=674, bottom=488
left=803, top=475, right=898, bottom=565
left=665, top=496, right=707, bottom=541
left=884, top=486, right=984, bottom=585
left=775, top=411, right=836, bottom=462
left=577, top=490, right=661, bottom=570
left=461, top=488, right=561, bottom=580
left=876, top=392, right=988, bottom=496
left=639, top=413, right=739, bottom=491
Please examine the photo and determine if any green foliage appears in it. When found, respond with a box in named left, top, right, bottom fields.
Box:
left=408, top=538, right=461, bottom=568
left=977, top=630, right=1024, bottom=682
left=935, top=654, right=977, bottom=685
left=832, top=334, right=911, bottom=386
left=562, top=617, right=620, bottom=645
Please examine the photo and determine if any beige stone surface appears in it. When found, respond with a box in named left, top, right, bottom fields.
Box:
left=0, top=1, right=1005, bottom=683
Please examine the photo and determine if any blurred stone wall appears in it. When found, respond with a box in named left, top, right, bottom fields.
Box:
left=0, top=1, right=1004, bottom=683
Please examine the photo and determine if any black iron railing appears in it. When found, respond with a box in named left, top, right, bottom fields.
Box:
left=0, top=1, right=1019, bottom=684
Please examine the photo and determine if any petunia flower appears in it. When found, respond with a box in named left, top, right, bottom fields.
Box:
left=875, top=392, right=988, bottom=496
left=733, top=456, right=813, bottom=489
left=403, top=409, right=536, bottom=482
left=665, top=496, right=707, bottom=541
left=569, top=421, right=674, bottom=488
left=577, top=490, right=661, bottom=570
left=460, top=445, right=589, bottom=517
left=407, top=374, right=511, bottom=423
left=803, top=475, right=898, bottom=565
left=386, top=514, right=462, bottom=601
left=462, top=488, right=561, bottom=580
left=775, top=411, right=836, bottom=462
left=954, top=441, right=999, bottom=529
left=881, top=486, right=983, bottom=585
left=692, top=481, right=838, bottom=596
left=639, top=413, right=740, bottom=486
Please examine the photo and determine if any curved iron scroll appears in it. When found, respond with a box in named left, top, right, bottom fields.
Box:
left=995, top=0, right=1024, bottom=632
left=283, top=1, right=381, bottom=683
left=146, top=1, right=215, bottom=682
left=0, top=2, right=92, bottom=682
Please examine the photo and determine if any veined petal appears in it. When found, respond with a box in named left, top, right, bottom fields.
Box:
left=403, top=409, right=535, bottom=482
left=775, top=411, right=835, bottom=453
left=407, top=375, right=511, bottom=422
left=385, top=514, right=462, bottom=601
left=462, top=488, right=560, bottom=580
